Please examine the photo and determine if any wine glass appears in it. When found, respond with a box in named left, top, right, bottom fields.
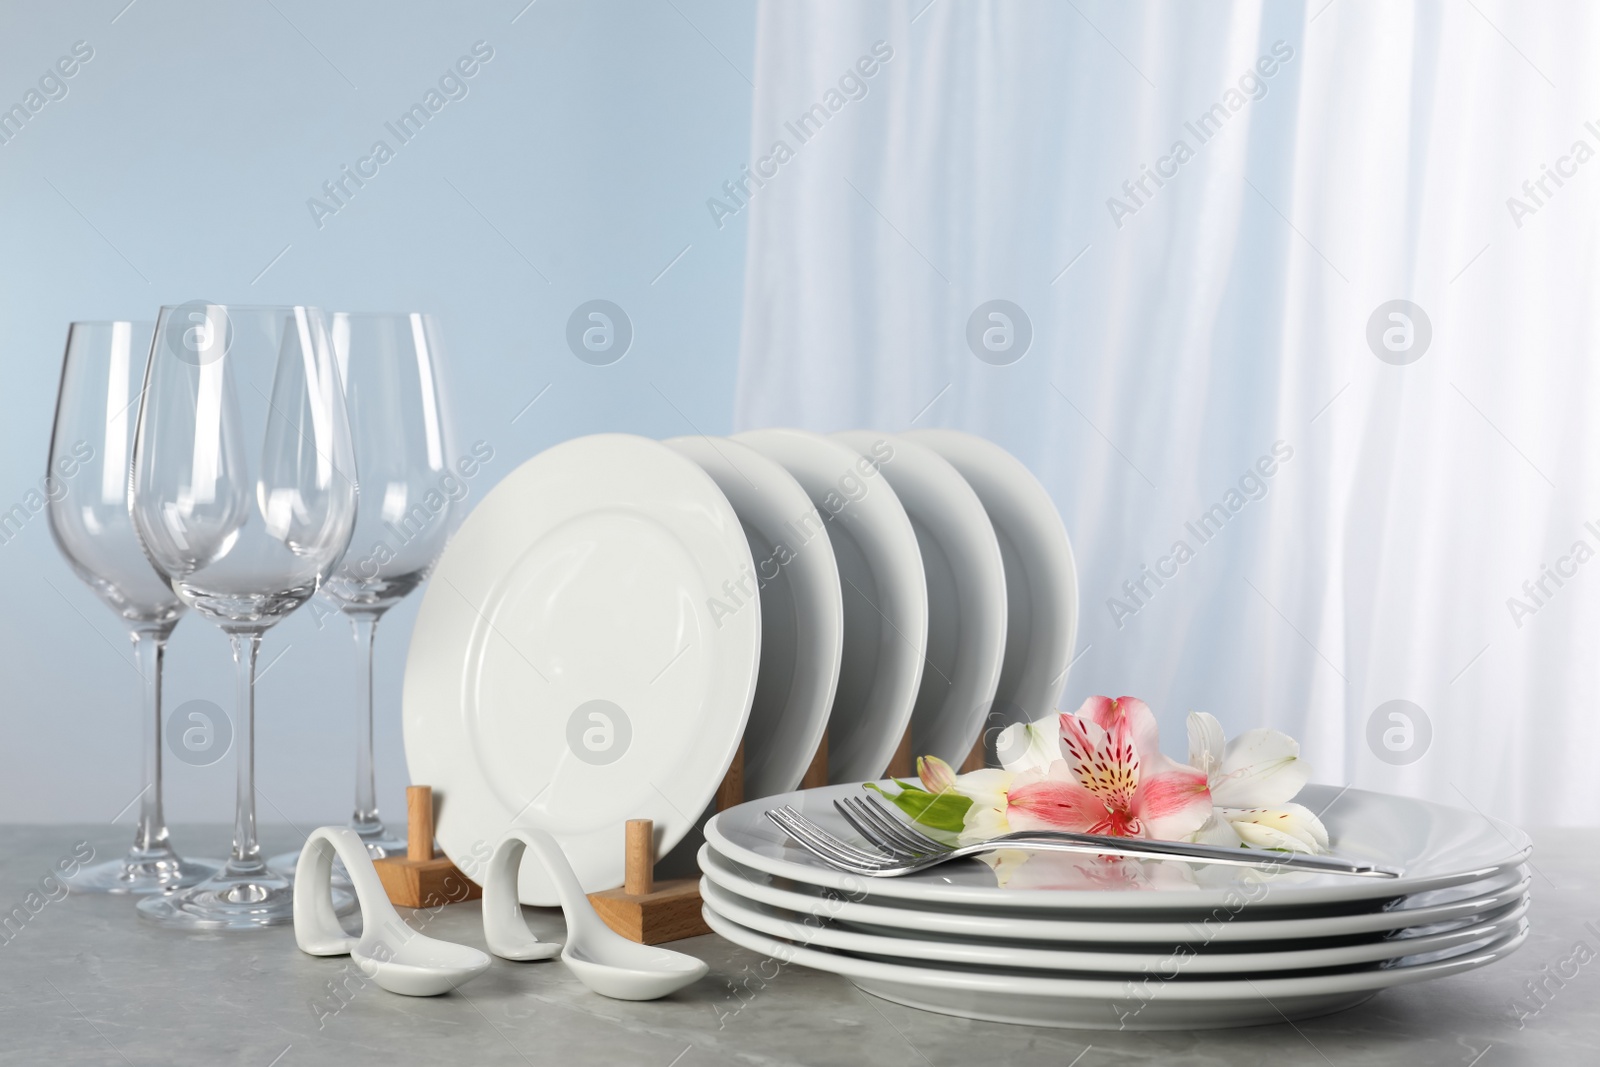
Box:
left=130, top=304, right=358, bottom=929
left=47, top=321, right=217, bottom=893
left=269, top=312, right=460, bottom=874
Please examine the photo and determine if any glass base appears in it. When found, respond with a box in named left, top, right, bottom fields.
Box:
left=66, top=847, right=219, bottom=895
left=352, top=828, right=410, bottom=860
left=136, top=864, right=355, bottom=930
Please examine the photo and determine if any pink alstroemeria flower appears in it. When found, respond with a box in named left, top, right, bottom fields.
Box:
left=1000, top=696, right=1213, bottom=841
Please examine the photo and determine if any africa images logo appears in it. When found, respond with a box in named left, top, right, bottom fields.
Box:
left=565, top=301, right=633, bottom=365
left=306, top=41, right=495, bottom=229
left=966, top=300, right=1032, bottom=366
left=1104, top=41, right=1296, bottom=229
left=0, top=40, right=94, bottom=148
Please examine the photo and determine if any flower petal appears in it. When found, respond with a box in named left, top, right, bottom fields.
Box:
left=1072, top=695, right=1117, bottom=727
left=1228, top=821, right=1315, bottom=853
left=1223, top=803, right=1329, bottom=853
left=953, top=768, right=1015, bottom=845
left=1210, top=728, right=1310, bottom=808
left=917, top=755, right=957, bottom=794
left=1132, top=763, right=1213, bottom=840
left=994, top=713, right=1064, bottom=773
left=1058, top=713, right=1139, bottom=811
left=1077, top=695, right=1162, bottom=758
left=1186, top=711, right=1226, bottom=778
left=960, top=803, right=1013, bottom=846
left=1004, top=766, right=1113, bottom=834
left=951, top=767, right=1013, bottom=802
left=1188, top=812, right=1244, bottom=847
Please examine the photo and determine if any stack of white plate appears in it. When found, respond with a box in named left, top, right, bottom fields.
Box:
left=404, top=429, right=1078, bottom=902
left=698, top=781, right=1532, bottom=1029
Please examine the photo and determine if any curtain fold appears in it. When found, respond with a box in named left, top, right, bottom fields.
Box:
left=733, top=1, right=1600, bottom=824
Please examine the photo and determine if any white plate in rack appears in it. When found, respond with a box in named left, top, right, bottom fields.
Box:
left=403, top=434, right=761, bottom=905
left=733, top=429, right=928, bottom=784
left=834, top=432, right=1007, bottom=768
left=901, top=429, right=1077, bottom=739
left=665, top=435, right=843, bottom=798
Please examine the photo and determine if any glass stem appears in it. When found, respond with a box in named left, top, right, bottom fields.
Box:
left=227, top=631, right=264, bottom=876
left=348, top=612, right=383, bottom=838
left=130, top=624, right=175, bottom=858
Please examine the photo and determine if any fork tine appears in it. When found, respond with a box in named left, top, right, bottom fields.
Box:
left=840, top=797, right=939, bottom=857
left=861, top=794, right=956, bottom=855
left=847, top=796, right=948, bottom=857
left=779, top=810, right=900, bottom=873
left=764, top=809, right=873, bottom=870
left=766, top=808, right=893, bottom=869
left=833, top=798, right=923, bottom=859
left=775, top=806, right=891, bottom=864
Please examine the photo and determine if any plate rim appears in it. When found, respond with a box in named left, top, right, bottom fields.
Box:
left=698, top=843, right=1531, bottom=944
left=700, top=901, right=1530, bottom=1001
left=699, top=868, right=1530, bottom=975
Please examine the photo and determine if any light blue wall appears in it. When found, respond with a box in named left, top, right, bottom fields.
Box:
left=0, top=0, right=757, bottom=824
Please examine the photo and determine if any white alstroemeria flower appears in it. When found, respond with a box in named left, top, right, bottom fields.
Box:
left=1188, top=804, right=1330, bottom=853
left=949, top=768, right=1017, bottom=845
left=993, top=712, right=1065, bottom=774
left=1185, top=712, right=1328, bottom=854
left=1225, top=804, right=1330, bottom=852
left=1186, top=712, right=1309, bottom=807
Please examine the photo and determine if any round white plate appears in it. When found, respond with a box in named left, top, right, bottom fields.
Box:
left=901, top=429, right=1077, bottom=742
left=403, top=434, right=761, bottom=905
left=699, top=843, right=1530, bottom=945
left=700, top=872, right=1530, bottom=975
left=733, top=429, right=928, bottom=783
left=664, top=435, right=843, bottom=798
left=701, top=904, right=1529, bottom=1030
left=833, top=432, right=1007, bottom=767
left=705, top=781, right=1533, bottom=912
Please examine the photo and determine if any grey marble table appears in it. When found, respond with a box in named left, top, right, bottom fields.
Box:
left=0, top=824, right=1593, bottom=1066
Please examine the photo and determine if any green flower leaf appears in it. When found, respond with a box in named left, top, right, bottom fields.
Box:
left=863, top=781, right=972, bottom=834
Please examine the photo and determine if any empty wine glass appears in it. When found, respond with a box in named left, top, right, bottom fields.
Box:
left=267, top=313, right=460, bottom=876
left=130, top=304, right=358, bottom=929
left=47, top=321, right=217, bottom=893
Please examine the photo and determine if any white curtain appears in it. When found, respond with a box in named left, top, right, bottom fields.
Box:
left=733, top=0, right=1600, bottom=825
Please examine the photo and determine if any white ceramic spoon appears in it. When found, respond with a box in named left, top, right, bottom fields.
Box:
left=294, top=826, right=490, bottom=996
left=483, top=828, right=709, bottom=1000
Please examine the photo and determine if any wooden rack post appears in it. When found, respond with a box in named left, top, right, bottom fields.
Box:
left=585, top=742, right=751, bottom=945
left=373, top=785, right=482, bottom=908
left=800, top=730, right=828, bottom=789
left=885, top=726, right=914, bottom=779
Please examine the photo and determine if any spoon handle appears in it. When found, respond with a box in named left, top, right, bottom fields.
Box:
left=293, top=826, right=400, bottom=956
left=481, top=829, right=574, bottom=959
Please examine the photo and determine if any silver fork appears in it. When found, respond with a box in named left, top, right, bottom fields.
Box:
left=840, top=795, right=1402, bottom=877
left=762, top=796, right=1401, bottom=878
